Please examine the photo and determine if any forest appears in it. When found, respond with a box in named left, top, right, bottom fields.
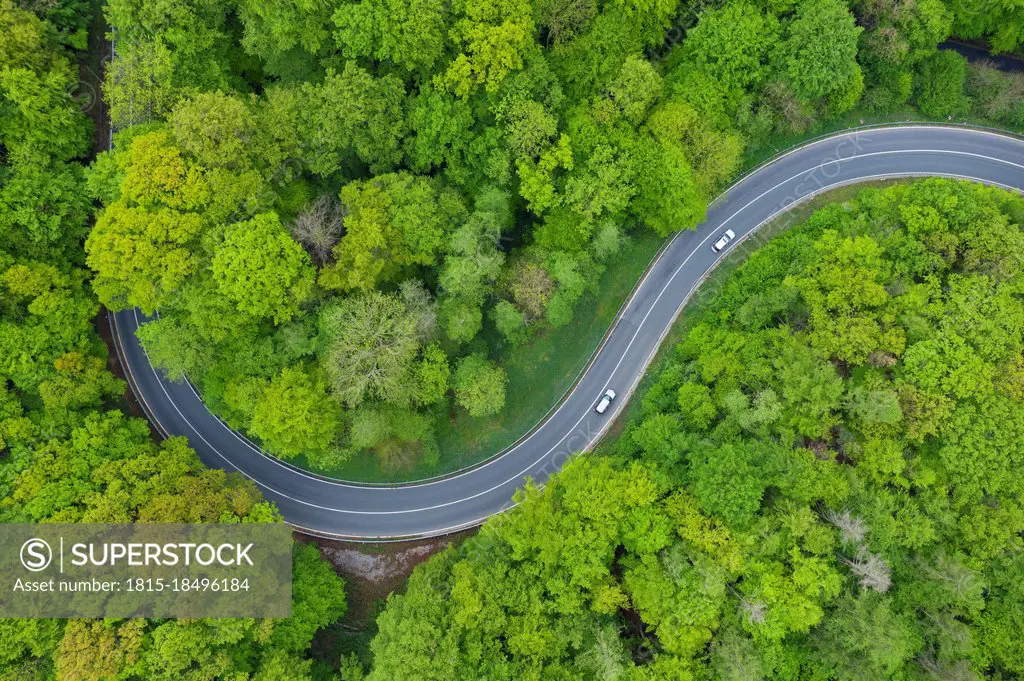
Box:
left=366, top=179, right=1024, bottom=680
left=1, top=1, right=346, bottom=677
left=82, top=0, right=1024, bottom=479
left=1, top=0, right=1023, bottom=677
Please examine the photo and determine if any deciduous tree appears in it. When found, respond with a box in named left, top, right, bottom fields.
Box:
left=453, top=354, right=507, bottom=416
left=320, top=291, right=420, bottom=407
left=211, top=212, right=315, bottom=323
left=251, top=366, right=342, bottom=460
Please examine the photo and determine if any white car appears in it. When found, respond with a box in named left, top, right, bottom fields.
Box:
left=711, top=229, right=737, bottom=253
left=595, top=389, right=616, bottom=414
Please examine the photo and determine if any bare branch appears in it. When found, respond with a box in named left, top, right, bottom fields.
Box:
left=291, top=194, right=344, bottom=264
left=823, top=508, right=867, bottom=546
left=739, top=598, right=767, bottom=625
left=841, top=547, right=891, bottom=593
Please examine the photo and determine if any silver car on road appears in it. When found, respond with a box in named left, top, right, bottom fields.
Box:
left=595, top=389, right=616, bottom=414
left=712, top=229, right=737, bottom=253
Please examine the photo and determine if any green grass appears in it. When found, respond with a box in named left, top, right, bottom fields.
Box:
left=739, top=105, right=1022, bottom=174
left=740, top=107, right=920, bottom=171
left=303, top=99, right=1022, bottom=482
left=319, top=230, right=666, bottom=483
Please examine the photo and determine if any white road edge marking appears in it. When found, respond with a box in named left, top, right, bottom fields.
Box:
left=110, top=136, right=1024, bottom=537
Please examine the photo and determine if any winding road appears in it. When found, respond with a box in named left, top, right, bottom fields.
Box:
left=110, top=125, right=1024, bottom=540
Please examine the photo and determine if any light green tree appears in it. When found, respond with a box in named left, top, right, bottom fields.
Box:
left=453, top=354, right=507, bottom=416
left=250, top=366, right=342, bottom=460
left=211, top=212, right=315, bottom=323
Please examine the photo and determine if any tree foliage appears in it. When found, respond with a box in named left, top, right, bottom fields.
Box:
left=320, top=291, right=421, bottom=408
left=365, top=179, right=1024, bottom=679
left=5, top=0, right=1024, bottom=670
left=453, top=354, right=508, bottom=416
left=211, top=212, right=315, bottom=323
left=1, top=4, right=350, bottom=679
left=84, top=0, right=1020, bottom=480
left=251, top=366, right=342, bottom=460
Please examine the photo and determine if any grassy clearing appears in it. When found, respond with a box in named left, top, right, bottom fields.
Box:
left=321, top=230, right=665, bottom=482
left=435, top=231, right=665, bottom=462
left=305, top=101, right=1019, bottom=482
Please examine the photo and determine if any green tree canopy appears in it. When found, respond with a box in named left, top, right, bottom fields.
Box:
left=211, top=212, right=315, bottom=323
left=453, top=354, right=508, bottom=416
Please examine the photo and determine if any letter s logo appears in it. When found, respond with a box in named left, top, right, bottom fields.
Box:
left=20, top=538, right=52, bottom=572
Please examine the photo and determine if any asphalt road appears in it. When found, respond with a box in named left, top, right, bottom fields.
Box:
left=111, top=126, right=1024, bottom=540
left=940, top=40, right=1024, bottom=72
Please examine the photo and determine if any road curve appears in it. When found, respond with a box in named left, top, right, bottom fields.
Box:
left=110, top=125, right=1024, bottom=540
